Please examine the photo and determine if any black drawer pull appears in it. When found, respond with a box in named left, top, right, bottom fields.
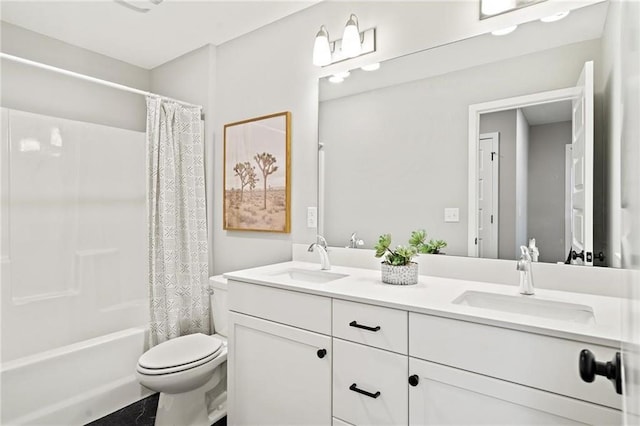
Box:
left=317, top=349, right=327, bottom=359
left=349, top=320, right=381, bottom=332
left=349, top=383, right=381, bottom=399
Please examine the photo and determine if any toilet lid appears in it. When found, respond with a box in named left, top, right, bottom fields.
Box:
left=138, top=333, right=223, bottom=370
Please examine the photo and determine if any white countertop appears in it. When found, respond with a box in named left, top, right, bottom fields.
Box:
left=224, top=261, right=625, bottom=348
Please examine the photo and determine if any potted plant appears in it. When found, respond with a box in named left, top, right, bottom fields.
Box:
left=374, top=230, right=447, bottom=285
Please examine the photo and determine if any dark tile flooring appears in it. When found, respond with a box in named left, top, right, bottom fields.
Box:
left=86, top=393, right=227, bottom=426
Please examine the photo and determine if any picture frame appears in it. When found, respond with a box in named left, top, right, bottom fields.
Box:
left=223, top=111, right=291, bottom=233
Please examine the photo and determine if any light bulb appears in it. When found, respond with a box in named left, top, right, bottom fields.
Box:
left=491, top=25, right=518, bottom=36
left=313, top=26, right=331, bottom=66
left=361, top=62, right=380, bottom=71
left=341, top=14, right=362, bottom=58
left=540, top=11, right=570, bottom=23
left=481, top=0, right=516, bottom=16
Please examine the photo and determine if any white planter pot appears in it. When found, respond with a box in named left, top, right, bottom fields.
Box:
left=380, top=262, right=418, bottom=285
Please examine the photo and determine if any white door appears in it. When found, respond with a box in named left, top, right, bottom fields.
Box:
left=408, top=357, right=621, bottom=425
left=570, top=61, right=594, bottom=265
left=478, top=132, right=499, bottom=259
left=227, top=312, right=332, bottom=426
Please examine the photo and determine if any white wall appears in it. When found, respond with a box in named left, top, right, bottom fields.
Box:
left=0, top=22, right=149, bottom=131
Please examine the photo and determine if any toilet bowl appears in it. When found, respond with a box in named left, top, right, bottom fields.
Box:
left=136, top=276, right=229, bottom=426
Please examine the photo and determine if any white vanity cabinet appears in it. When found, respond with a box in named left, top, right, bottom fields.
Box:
left=409, top=313, right=623, bottom=425
left=227, top=281, right=332, bottom=425
left=226, top=269, right=623, bottom=426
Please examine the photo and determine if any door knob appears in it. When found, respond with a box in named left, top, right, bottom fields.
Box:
left=317, top=349, right=327, bottom=359
left=579, top=349, right=622, bottom=395
left=408, top=374, right=419, bottom=387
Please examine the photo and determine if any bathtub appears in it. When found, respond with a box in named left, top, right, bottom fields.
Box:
left=1, top=327, right=153, bottom=425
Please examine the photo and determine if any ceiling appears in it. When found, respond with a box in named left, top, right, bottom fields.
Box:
left=521, top=101, right=573, bottom=126
left=0, top=0, right=319, bottom=69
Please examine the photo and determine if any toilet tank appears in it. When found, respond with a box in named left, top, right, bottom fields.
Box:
left=209, top=275, right=228, bottom=337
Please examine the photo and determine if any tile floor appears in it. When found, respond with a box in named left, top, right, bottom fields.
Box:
left=86, top=394, right=227, bottom=426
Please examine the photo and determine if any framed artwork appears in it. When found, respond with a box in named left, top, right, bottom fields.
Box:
left=223, top=111, right=291, bottom=233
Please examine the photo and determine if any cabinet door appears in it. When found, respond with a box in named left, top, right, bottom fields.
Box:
left=409, top=357, right=621, bottom=425
left=228, top=312, right=331, bottom=426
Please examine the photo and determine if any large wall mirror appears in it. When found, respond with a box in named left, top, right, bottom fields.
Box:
left=318, top=1, right=614, bottom=267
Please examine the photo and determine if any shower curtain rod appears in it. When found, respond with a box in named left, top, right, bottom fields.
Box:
left=0, top=52, right=205, bottom=117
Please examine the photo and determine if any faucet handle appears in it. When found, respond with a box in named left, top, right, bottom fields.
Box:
left=316, top=235, right=328, bottom=249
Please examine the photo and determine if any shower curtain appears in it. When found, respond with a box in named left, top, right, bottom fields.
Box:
left=146, top=97, right=210, bottom=346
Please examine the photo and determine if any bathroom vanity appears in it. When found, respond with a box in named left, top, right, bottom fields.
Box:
left=224, top=261, right=624, bottom=425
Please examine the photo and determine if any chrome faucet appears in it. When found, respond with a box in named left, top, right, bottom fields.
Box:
left=516, top=245, right=535, bottom=295
left=346, top=232, right=364, bottom=249
left=308, top=235, right=331, bottom=270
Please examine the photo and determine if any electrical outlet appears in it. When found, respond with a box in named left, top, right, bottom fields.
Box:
left=307, top=207, right=318, bottom=228
left=444, top=207, right=459, bottom=223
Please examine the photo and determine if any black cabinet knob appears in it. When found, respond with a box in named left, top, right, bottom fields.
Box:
left=579, top=349, right=622, bottom=395
left=317, top=349, right=327, bottom=359
left=408, top=374, right=419, bottom=387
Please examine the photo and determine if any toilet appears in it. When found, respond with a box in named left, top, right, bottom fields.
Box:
left=136, top=276, right=228, bottom=426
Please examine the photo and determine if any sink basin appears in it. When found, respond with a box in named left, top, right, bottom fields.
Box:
left=453, top=291, right=595, bottom=324
left=270, top=268, right=349, bottom=284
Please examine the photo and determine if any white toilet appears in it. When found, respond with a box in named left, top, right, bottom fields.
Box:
left=136, top=276, right=228, bottom=426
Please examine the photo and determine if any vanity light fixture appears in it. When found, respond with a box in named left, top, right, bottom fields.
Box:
left=491, top=25, right=518, bottom=36
left=361, top=62, right=381, bottom=71
left=540, top=11, right=570, bottom=23
left=312, top=14, right=376, bottom=67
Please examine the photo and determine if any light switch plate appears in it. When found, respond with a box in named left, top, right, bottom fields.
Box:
left=444, top=207, right=459, bottom=223
left=307, top=207, right=317, bottom=228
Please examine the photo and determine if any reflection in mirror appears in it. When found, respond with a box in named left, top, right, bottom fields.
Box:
left=480, top=0, right=547, bottom=19
left=318, top=2, right=611, bottom=266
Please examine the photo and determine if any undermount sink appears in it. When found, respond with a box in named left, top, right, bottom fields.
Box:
left=270, top=268, right=349, bottom=284
left=453, top=290, right=595, bottom=324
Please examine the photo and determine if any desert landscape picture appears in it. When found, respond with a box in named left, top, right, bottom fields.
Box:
left=224, top=112, right=290, bottom=232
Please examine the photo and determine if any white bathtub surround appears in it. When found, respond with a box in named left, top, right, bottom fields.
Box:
left=1, top=327, right=152, bottom=425
left=146, top=97, right=210, bottom=345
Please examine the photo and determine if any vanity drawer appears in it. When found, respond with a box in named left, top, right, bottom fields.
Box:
left=228, top=280, right=331, bottom=335
left=333, top=338, right=408, bottom=425
left=333, top=299, right=408, bottom=354
left=409, top=313, right=622, bottom=410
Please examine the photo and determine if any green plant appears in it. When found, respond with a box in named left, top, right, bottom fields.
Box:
left=374, top=229, right=447, bottom=266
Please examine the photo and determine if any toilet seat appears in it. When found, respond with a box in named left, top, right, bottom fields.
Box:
left=137, top=333, right=223, bottom=376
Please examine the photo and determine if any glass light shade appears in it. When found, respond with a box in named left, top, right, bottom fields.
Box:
left=329, top=75, right=344, bottom=83
left=361, top=62, right=380, bottom=71
left=540, top=11, right=570, bottom=23
left=313, top=26, right=332, bottom=66
left=341, top=15, right=362, bottom=58
left=491, top=25, right=518, bottom=36
left=334, top=71, right=351, bottom=78
left=481, top=0, right=516, bottom=16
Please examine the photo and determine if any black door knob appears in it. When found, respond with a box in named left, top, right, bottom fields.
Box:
left=579, top=349, right=623, bottom=395
left=317, top=349, right=327, bottom=359
left=408, top=374, right=419, bottom=387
